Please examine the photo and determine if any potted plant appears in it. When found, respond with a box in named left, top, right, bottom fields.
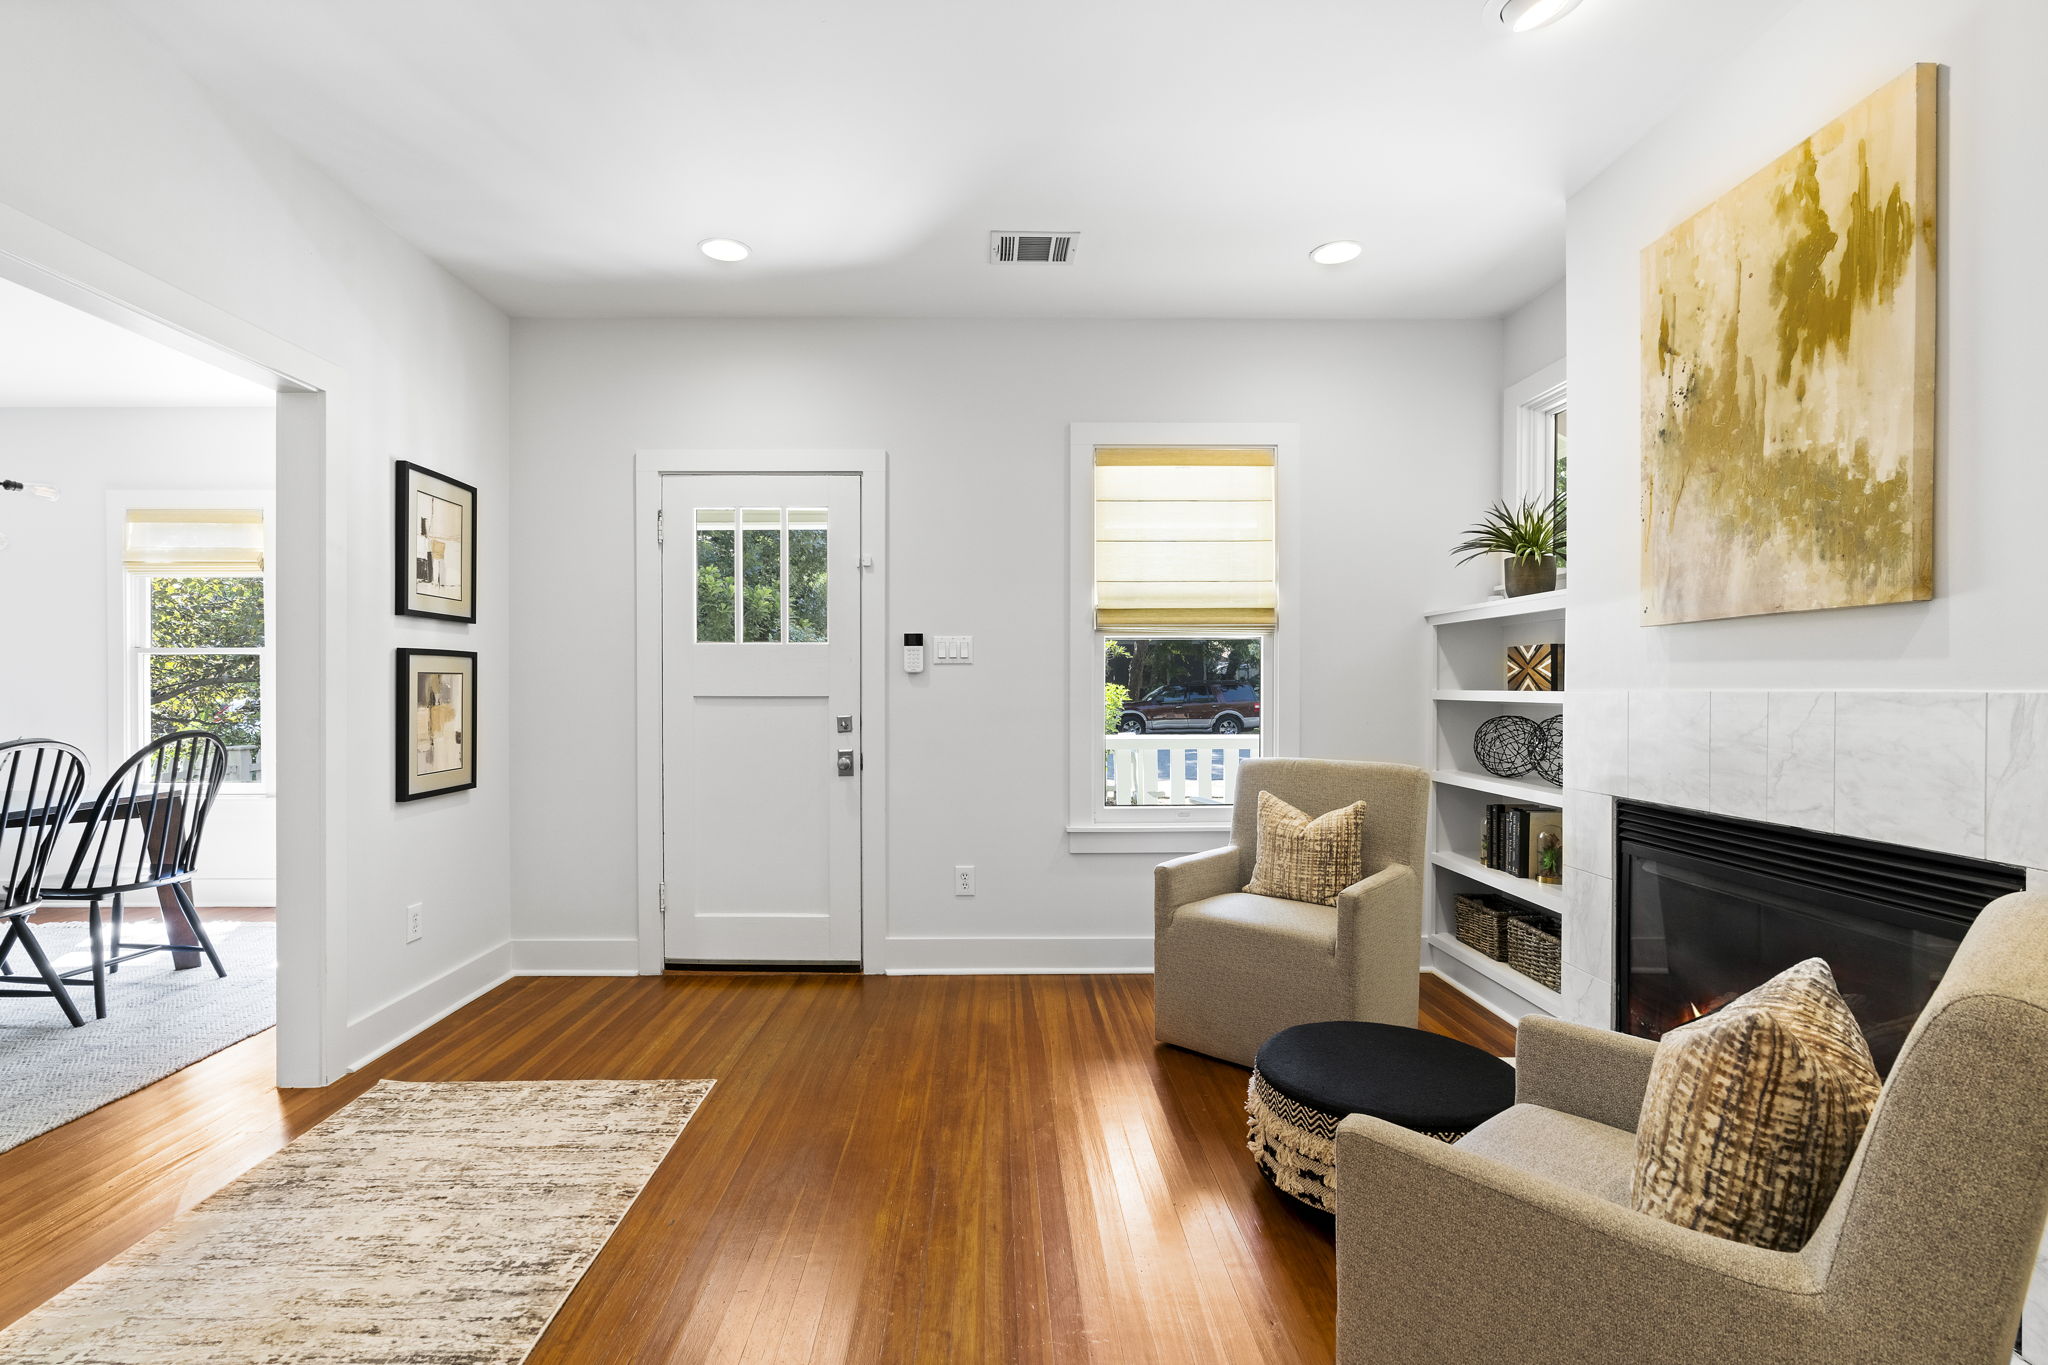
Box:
left=1451, top=496, right=1566, bottom=597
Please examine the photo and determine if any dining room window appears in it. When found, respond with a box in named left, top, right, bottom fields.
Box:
left=121, top=505, right=271, bottom=789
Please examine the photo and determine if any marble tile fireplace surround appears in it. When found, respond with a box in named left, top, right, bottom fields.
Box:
left=1560, top=690, right=2048, bottom=1034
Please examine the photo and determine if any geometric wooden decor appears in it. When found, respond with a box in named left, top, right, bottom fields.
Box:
left=1506, top=643, right=1562, bottom=692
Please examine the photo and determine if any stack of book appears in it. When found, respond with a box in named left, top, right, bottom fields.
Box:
left=1479, top=803, right=1564, bottom=882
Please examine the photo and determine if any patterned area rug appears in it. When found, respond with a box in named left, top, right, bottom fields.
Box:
left=0, top=1078, right=713, bottom=1364
left=0, top=921, right=276, bottom=1152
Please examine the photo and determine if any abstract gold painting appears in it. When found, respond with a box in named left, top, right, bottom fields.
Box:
left=1641, top=64, right=1937, bottom=625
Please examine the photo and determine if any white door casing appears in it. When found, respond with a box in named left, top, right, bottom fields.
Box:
left=660, top=473, right=862, bottom=964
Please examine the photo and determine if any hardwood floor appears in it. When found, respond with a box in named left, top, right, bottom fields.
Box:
left=0, top=971, right=1509, bottom=1362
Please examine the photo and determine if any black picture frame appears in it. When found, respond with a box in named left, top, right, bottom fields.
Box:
left=394, top=460, right=478, bottom=623
left=395, top=647, right=478, bottom=802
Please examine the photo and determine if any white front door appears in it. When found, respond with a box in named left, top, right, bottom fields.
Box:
left=660, top=473, right=862, bottom=964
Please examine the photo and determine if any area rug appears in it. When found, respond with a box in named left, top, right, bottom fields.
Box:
left=0, top=1078, right=713, bottom=1363
left=0, top=921, right=276, bottom=1152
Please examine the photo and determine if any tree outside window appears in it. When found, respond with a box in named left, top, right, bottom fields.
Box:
left=142, top=575, right=265, bottom=782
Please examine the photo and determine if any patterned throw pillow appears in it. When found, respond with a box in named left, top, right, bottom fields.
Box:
left=1631, top=958, right=1881, bottom=1251
left=1243, top=791, right=1368, bottom=906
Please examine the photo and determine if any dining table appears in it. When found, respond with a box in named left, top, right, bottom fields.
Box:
left=4, top=788, right=206, bottom=970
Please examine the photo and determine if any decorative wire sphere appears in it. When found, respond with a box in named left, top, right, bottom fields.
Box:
left=1472, top=715, right=1542, bottom=778
left=1533, top=714, right=1565, bottom=786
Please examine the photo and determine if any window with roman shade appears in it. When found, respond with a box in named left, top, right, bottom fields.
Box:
left=123, top=508, right=265, bottom=573
left=1093, top=446, right=1275, bottom=627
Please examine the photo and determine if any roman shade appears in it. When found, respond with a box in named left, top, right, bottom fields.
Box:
left=1094, top=446, right=1276, bottom=627
left=123, top=508, right=265, bottom=573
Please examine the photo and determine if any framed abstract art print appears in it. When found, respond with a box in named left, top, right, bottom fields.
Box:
left=396, top=648, right=477, bottom=801
left=395, top=460, right=477, bottom=623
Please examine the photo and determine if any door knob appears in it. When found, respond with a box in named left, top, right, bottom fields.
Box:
left=836, top=749, right=856, bottom=776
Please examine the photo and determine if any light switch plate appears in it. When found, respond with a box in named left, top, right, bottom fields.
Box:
left=934, top=634, right=973, bottom=664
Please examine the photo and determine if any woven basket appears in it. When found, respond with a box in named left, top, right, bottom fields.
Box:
left=1453, top=895, right=1516, bottom=961
left=1505, top=913, right=1563, bottom=992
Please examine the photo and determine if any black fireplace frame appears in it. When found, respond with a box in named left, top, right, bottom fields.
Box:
left=1611, top=800, right=2025, bottom=1046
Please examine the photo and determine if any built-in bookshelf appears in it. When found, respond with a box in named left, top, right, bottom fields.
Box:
left=1423, top=589, right=1567, bottom=1020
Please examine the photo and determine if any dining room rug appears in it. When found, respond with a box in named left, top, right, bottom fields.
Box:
left=0, top=1078, right=713, bottom=1364
left=0, top=920, right=276, bottom=1152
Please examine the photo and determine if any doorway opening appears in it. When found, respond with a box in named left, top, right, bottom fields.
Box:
left=0, top=250, right=330, bottom=1116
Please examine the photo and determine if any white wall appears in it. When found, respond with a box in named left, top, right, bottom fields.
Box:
left=0, top=406, right=276, bottom=904
left=1565, top=0, right=2048, bottom=693
left=510, top=319, right=1502, bottom=970
left=0, top=2, right=513, bottom=1071
left=1502, top=279, right=1566, bottom=385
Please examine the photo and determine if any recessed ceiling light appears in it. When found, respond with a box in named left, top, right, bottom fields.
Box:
left=1309, top=240, right=1363, bottom=266
left=699, top=238, right=750, bottom=262
left=1496, top=0, right=1585, bottom=31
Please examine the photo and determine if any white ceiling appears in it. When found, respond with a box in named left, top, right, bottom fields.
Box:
left=115, top=0, right=1799, bottom=321
left=0, top=275, right=274, bottom=407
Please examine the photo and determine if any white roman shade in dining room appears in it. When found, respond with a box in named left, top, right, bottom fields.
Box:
left=1093, top=446, right=1276, bottom=627
left=122, top=508, right=265, bottom=573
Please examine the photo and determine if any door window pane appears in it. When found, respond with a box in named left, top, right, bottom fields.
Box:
left=788, top=508, right=828, bottom=642
left=1102, top=637, right=1262, bottom=807
left=149, top=576, right=264, bottom=648
left=695, top=509, right=736, bottom=643
left=148, top=653, right=262, bottom=779
left=741, top=508, right=782, bottom=643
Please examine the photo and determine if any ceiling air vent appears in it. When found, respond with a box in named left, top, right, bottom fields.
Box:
left=989, top=231, right=1079, bottom=264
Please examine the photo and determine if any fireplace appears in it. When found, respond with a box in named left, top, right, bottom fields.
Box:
left=1614, top=801, right=2025, bottom=1074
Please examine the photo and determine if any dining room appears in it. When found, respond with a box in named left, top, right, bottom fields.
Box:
left=0, top=269, right=281, bottom=1152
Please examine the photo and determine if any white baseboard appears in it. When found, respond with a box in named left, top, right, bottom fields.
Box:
left=883, top=934, right=1152, bottom=975
left=342, top=941, right=513, bottom=1073
left=193, top=877, right=276, bottom=908
left=512, top=937, right=639, bottom=976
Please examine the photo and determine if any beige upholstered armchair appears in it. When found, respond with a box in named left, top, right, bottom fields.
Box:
left=1333, top=890, right=2048, bottom=1365
left=1153, top=758, right=1429, bottom=1067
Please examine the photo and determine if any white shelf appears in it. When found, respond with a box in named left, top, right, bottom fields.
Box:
left=1427, top=932, right=1564, bottom=1016
left=1423, top=590, right=1569, bottom=627
left=1423, top=588, right=1571, bottom=1022
left=1431, top=769, right=1565, bottom=804
left=1428, top=850, right=1567, bottom=914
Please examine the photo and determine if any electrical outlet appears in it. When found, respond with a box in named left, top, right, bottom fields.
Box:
left=405, top=902, right=423, bottom=943
left=954, top=865, right=976, bottom=897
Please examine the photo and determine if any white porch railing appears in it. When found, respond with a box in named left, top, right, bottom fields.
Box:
left=1103, top=732, right=1260, bottom=806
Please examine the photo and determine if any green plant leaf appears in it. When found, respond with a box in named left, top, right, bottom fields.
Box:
left=1450, top=495, right=1565, bottom=564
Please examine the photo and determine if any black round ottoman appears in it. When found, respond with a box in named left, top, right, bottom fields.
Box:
left=1246, top=1021, right=1516, bottom=1212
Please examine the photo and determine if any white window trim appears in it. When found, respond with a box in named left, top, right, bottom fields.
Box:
left=1502, top=360, right=1567, bottom=507
left=1066, top=422, right=1301, bottom=854
left=106, top=489, right=277, bottom=797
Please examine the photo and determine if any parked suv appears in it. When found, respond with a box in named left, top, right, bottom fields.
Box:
left=1116, top=682, right=1261, bottom=734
